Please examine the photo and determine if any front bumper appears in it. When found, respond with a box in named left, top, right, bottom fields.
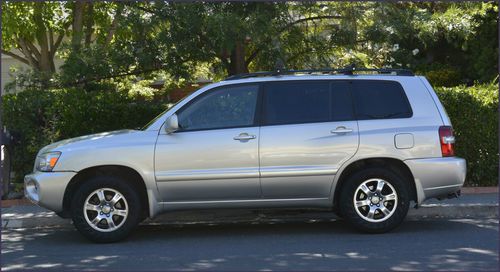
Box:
left=405, top=157, right=466, bottom=204
left=24, top=171, right=76, bottom=213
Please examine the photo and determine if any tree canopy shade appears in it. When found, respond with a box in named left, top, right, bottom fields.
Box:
left=1, top=1, right=498, bottom=89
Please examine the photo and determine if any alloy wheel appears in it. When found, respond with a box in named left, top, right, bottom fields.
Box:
left=83, top=188, right=129, bottom=232
left=353, top=178, right=398, bottom=223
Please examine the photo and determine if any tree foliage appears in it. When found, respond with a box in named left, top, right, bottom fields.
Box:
left=2, top=1, right=498, bottom=88
left=1, top=2, right=71, bottom=74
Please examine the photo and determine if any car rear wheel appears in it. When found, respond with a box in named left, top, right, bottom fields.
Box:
left=71, top=176, right=142, bottom=243
left=339, top=167, right=410, bottom=233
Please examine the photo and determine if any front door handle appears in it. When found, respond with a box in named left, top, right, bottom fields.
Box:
left=331, top=126, right=353, bottom=134
left=233, top=133, right=256, bottom=141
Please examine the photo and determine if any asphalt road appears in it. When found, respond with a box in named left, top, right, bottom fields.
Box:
left=2, top=218, right=498, bottom=271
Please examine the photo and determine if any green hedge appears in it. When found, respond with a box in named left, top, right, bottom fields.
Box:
left=434, top=83, right=498, bottom=186
left=2, top=88, right=165, bottom=182
left=2, top=83, right=498, bottom=186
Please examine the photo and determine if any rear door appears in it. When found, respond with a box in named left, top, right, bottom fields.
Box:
left=259, top=80, right=359, bottom=199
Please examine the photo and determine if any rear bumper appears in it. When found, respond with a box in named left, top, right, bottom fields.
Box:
left=24, top=171, right=76, bottom=213
left=405, top=157, right=466, bottom=204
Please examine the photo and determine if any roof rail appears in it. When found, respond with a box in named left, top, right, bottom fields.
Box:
left=224, top=65, right=414, bottom=81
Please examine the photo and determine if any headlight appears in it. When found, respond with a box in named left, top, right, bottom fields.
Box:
left=36, top=151, right=61, bottom=172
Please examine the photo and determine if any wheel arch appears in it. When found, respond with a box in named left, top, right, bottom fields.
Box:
left=332, top=157, right=417, bottom=209
left=60, top=165, right=150, bottom=220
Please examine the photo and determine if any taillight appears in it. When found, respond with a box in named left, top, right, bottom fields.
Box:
left=439, top=126, right=455, bottom=157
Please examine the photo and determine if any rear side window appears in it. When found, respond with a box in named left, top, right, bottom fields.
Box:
left=330, top=81, right=354, bottom=121
left=352, top=81, right=412, bottom=120
left=263, top=81, right=354, bottom=125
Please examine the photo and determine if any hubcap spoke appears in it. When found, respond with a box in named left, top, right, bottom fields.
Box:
left=360, top=184, right=371, bottom=195
left=380, top=206, right=391, bottom=216
left=366, top=207, right=376, bottom=219
left=355, top=199, right=371, bottom=207
left=106, top=217, right=116, bottom=229
left=85, top=203, right=99, bottom=211
left=109, top=193, right=122, bottom=206
left=91, top=215, right=103, bottom=226
left=96, top=190, right=106, bottom=202
left=114, top=209, right=127, bottom=217
left=376, top=180, right=385, bottom=193
left=384, top=193, right=397, bottom=201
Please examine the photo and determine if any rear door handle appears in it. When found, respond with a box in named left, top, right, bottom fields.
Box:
left=331, top=126, right=353, bottom=134
left=233, top=133, right=256, bottom=141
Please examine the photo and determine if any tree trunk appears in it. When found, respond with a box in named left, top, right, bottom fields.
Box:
left=84, top=3, right=94, bottom=47
left=228, top=41, right=249, bottom=75
left=72, top=1, right=85, bottom=51
left=18, top=38, right=40, bottom=70
left=105, top=4, right=124, bottom=46
left=33, top=2, right=54, bottom=73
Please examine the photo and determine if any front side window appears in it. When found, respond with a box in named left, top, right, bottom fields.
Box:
left=177, top=84, right=259, bottom=131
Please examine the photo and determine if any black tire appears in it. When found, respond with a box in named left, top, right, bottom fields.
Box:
left=339, top=167, right=410, bottom=233
left=71, top=175, right=142, bottom=243
left=332, top=206, right=344, bottom=219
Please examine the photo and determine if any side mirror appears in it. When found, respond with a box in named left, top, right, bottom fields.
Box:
left=164, top=114, right=179, bottom=134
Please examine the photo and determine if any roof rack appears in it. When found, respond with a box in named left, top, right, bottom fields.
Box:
left=224, top=65, right=414, bottom=81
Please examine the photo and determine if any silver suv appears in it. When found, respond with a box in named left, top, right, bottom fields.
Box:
left=25, top=68, right=466, bottom=242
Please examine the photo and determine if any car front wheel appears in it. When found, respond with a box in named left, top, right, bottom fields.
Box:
left=71, top=176, right=142, bottom=243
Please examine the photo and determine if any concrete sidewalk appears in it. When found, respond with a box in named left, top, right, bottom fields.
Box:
left=2, top=193, right=498, bottom=229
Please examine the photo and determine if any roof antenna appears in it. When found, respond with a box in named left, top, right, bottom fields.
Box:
left=343, top=63, right=356, bottom=75
left=274, top=58, right=286, bottom=74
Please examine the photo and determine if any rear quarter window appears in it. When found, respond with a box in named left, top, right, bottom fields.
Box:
left=352, top=80, right=412, bottom=120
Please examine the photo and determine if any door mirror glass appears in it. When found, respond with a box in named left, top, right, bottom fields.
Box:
left=164, top=114, right=179, bottom=134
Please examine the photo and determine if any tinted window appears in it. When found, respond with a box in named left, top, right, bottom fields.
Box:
left=331, top=81, right=354, bottom=121
left=352, top=81, right=412, bottom=119
left=263, top=81, right=354, bottom=125
left=177, top=84, right=259, bottom=131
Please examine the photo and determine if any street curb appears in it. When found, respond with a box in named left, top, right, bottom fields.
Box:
left=461, top=187, right=498, bottom=194
left=1, top=198, right=33, bottom=208
left=407, top=204, right=499, bottom=219
left=2, top=204, right=498, bottom=230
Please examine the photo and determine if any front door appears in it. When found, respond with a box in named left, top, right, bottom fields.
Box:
left=259, top=80, right=359, bottom=199
left=154, top=83, right=261, bottom=202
